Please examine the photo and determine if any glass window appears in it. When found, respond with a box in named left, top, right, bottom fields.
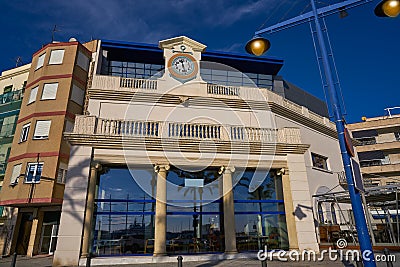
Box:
left=165, top=166, right=223, bottom=254
left=233, top=169, right=288, bottom=251
left=25, top=162, right=43, bottom=183
left=36, top=53, right=46, bottom=70
left=93, top=168, right=155, bottom=256
left=395, top=132, right=400, bottom=141
left=33, top=120, right=51, bottom=139
left=10, top=164, right=22, bottom=185
left=311, top=153, right=329, bottom=170
left=49, top=49, right=65, bottom=65
left=28, top=86, right=38, bottom=104
left=19, top=123, right=31, bottom=142
left=41, top=83, right=58, bottom=100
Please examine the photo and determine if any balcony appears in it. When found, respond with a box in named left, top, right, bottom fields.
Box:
left=361, top=162, right=400, bottom=175
left=0, top=89, right=23, bottom=105
left=74, top=115, right=281, bottom=142
left=90, top=75, right=336, bottom=132
left=66, top=115, right=309, bottom=155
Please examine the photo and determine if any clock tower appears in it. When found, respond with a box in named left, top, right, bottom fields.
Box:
left=159, top=36, right=206, bottom=84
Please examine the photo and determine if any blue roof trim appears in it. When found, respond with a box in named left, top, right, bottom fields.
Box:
left=100, top=39, right=284, bottom=74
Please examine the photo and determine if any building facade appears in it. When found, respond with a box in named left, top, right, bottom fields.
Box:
left=348, top=112, right=400, bottom=186
left=0, top=64, right=30, bottom=252
left=34, top=36, right=348, bottom=266
left=0, top=40, right=97, bottom=256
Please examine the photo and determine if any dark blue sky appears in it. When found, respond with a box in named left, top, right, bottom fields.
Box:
left=1, top=0, right=399, bottom=123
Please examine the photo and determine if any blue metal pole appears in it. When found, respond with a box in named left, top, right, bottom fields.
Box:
left=309, top=0, right=375, bottom=266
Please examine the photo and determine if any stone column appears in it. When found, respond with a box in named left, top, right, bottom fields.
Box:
left=281, top=171, right=299, bottom=250
left=222, top=166, right=237, bottom=253
left=81, top=162, right=101, bottom=257
left=153, top=164, right=169, bottom=256
left=27, top=209, right=43, bottom=256
left=286, top=154, right=319, bottom=252
left=53, top=145, right=92, bottom=267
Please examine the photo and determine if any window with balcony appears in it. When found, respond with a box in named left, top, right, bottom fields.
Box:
left=25, top=163, right=43, bottom=183
left=36, top=53, right=46, bottom=70
left=19, top=123, right=31, bottom=143
left=10, top=163, right=22, bottom=185
left=311, top=153, right=329, bottom=170
left=33, top=120, right=51, bottom=140
left=49, top=49, right=65, bottom=65
left=28, top=86, right=38, bottom=104
left=41, top=83, right=58, bottom=100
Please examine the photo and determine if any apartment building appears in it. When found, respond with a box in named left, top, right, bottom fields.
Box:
left=348, top=111, right=400, bottom=186
left=0, top=40, right=97, bottom=256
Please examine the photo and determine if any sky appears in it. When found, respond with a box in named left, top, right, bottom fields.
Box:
left=0, top=0, right=399, bottom=123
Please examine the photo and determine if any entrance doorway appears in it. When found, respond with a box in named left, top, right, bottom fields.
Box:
left=15, top=213, right=33, bottom=255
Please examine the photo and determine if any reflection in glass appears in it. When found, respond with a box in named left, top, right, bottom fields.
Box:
left=234, top=169, right=288, bottom=251
left=93, top=168, right=155, bottom=255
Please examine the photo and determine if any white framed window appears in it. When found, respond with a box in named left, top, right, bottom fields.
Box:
left=25, top=162, right=43, bottom=183
left=77, top=51, right=90, bottom=71
left=28, top=86, right=39, bottom=104
left=41, top=83, right=58, bottom=100
left=311, top=153, right=329, bottom=170
left=71, top=84, right=85, bottom=105
left=49, top=49, right=65, bottom=65
left=33, top=120, right=51, bottom=140
left=36, top=53, right=46, bottom=70
left=10, top=164, right=22, bottom=185
left=19, top=123, right=31, bottom=142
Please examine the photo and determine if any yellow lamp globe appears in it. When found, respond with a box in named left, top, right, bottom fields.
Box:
left=245, top=37, right=271, bottom=56
left=383, top=0, right=400, bottom=17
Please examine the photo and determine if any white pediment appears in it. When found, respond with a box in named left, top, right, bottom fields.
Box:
left=159, top=36, right=206, bottom=52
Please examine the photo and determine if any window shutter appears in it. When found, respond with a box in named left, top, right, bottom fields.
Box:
left=41, top=83, right=58, bottom=100
left=71, top=84, right=85, bottom=105
left=28, top=86, right=38, bottom=104
left=77, top=51, right=90, bottom=71
left=49, top=50, right=65, bottom=65
left=34, top=120, right=51, bottom=139
left=10, top=164, right=22, bottom=184
left=36, top=53, right=45, bottom=70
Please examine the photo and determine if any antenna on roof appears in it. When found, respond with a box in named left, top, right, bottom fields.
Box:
left=15, top=56, right=23, bottom=67
left=51, top=25, right=61, bottom=43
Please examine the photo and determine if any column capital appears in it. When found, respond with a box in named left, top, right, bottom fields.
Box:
left=154, top=164, right=170, bottom=173
left=218, top=166, right=235, bottom=175
left=90, top=161, right=102, bottom=171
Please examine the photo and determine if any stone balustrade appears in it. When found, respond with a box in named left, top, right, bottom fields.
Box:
left=90, top=74, right=336, bottom=130
left=72, top=115, right=302, bottom=144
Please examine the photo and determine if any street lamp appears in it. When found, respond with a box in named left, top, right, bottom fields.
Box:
left=245, top=0, right=397, bottom=266
left=375, top=0, right=400, bottom=17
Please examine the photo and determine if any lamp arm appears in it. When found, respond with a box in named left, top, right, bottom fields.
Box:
left=255, top=0, right=373, bottom=36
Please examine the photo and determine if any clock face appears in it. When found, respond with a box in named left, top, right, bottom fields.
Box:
left=168, top=53, right=198, bottom=82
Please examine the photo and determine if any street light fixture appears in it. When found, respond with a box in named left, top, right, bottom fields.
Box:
left=375, top=0, right=400, bottom=17
left=245, top=0, right=397, bottom=266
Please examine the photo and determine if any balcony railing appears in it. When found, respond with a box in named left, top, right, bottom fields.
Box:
left=0, top=89, right=23, bottom=105
left=72, top=115, right=303, bottom=144
left=90, top=75, right=336, bottom=130
left=207, top=84, right=240, bottom=96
